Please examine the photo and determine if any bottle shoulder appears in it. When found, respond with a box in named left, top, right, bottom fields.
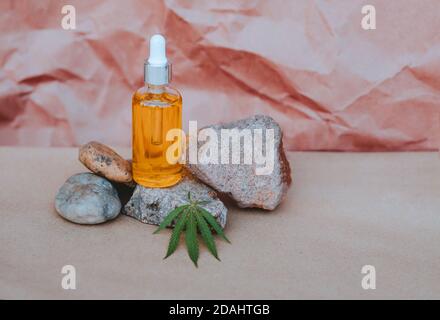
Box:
left=134, top=85, right=181, bottom=97
left=133, top=85, right=182, bottom=105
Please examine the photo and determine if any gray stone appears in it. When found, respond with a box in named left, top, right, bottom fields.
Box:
left=123, top=174, right=227, bottom=228
left=185, top=115, right=292, bottom=210
left=55, top=173, right=121, bottom=224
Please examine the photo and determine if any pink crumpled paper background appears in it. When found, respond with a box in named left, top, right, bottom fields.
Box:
left=0, top=0, right=439, bottom=150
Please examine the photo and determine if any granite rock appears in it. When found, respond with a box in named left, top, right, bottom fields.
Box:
left=79, top=141, right=132, bottom=183
left=185, top=115, right=291, bottom=210
left=123, top=174, right=227, bottom=228
left=55, top=173, right=121, bottom=224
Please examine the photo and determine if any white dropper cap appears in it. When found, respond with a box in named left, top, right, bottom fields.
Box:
left=144, top=34, right=171, bottom=85
left=148, top=34, right=167, bottom=65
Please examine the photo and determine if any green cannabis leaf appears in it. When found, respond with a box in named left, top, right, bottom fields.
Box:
left=154, top=192, right=230, bottom=267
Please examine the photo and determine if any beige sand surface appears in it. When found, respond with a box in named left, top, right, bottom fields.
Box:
left=0, top=147, right=439, bottom=299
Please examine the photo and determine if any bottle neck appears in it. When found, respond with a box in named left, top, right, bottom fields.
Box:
left=145, top=83, right=166, bottom=94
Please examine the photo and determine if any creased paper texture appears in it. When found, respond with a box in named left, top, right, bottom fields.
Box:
left=0, top=0, right=439, bottom=150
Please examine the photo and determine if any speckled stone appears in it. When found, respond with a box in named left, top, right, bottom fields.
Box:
left=55, top=173, right=121, bottom=224
left=79, top=141, right=132, bottom=183
left=185, top=115, right=291, bottom=210
left=123, top=174, right=227, bottom=228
